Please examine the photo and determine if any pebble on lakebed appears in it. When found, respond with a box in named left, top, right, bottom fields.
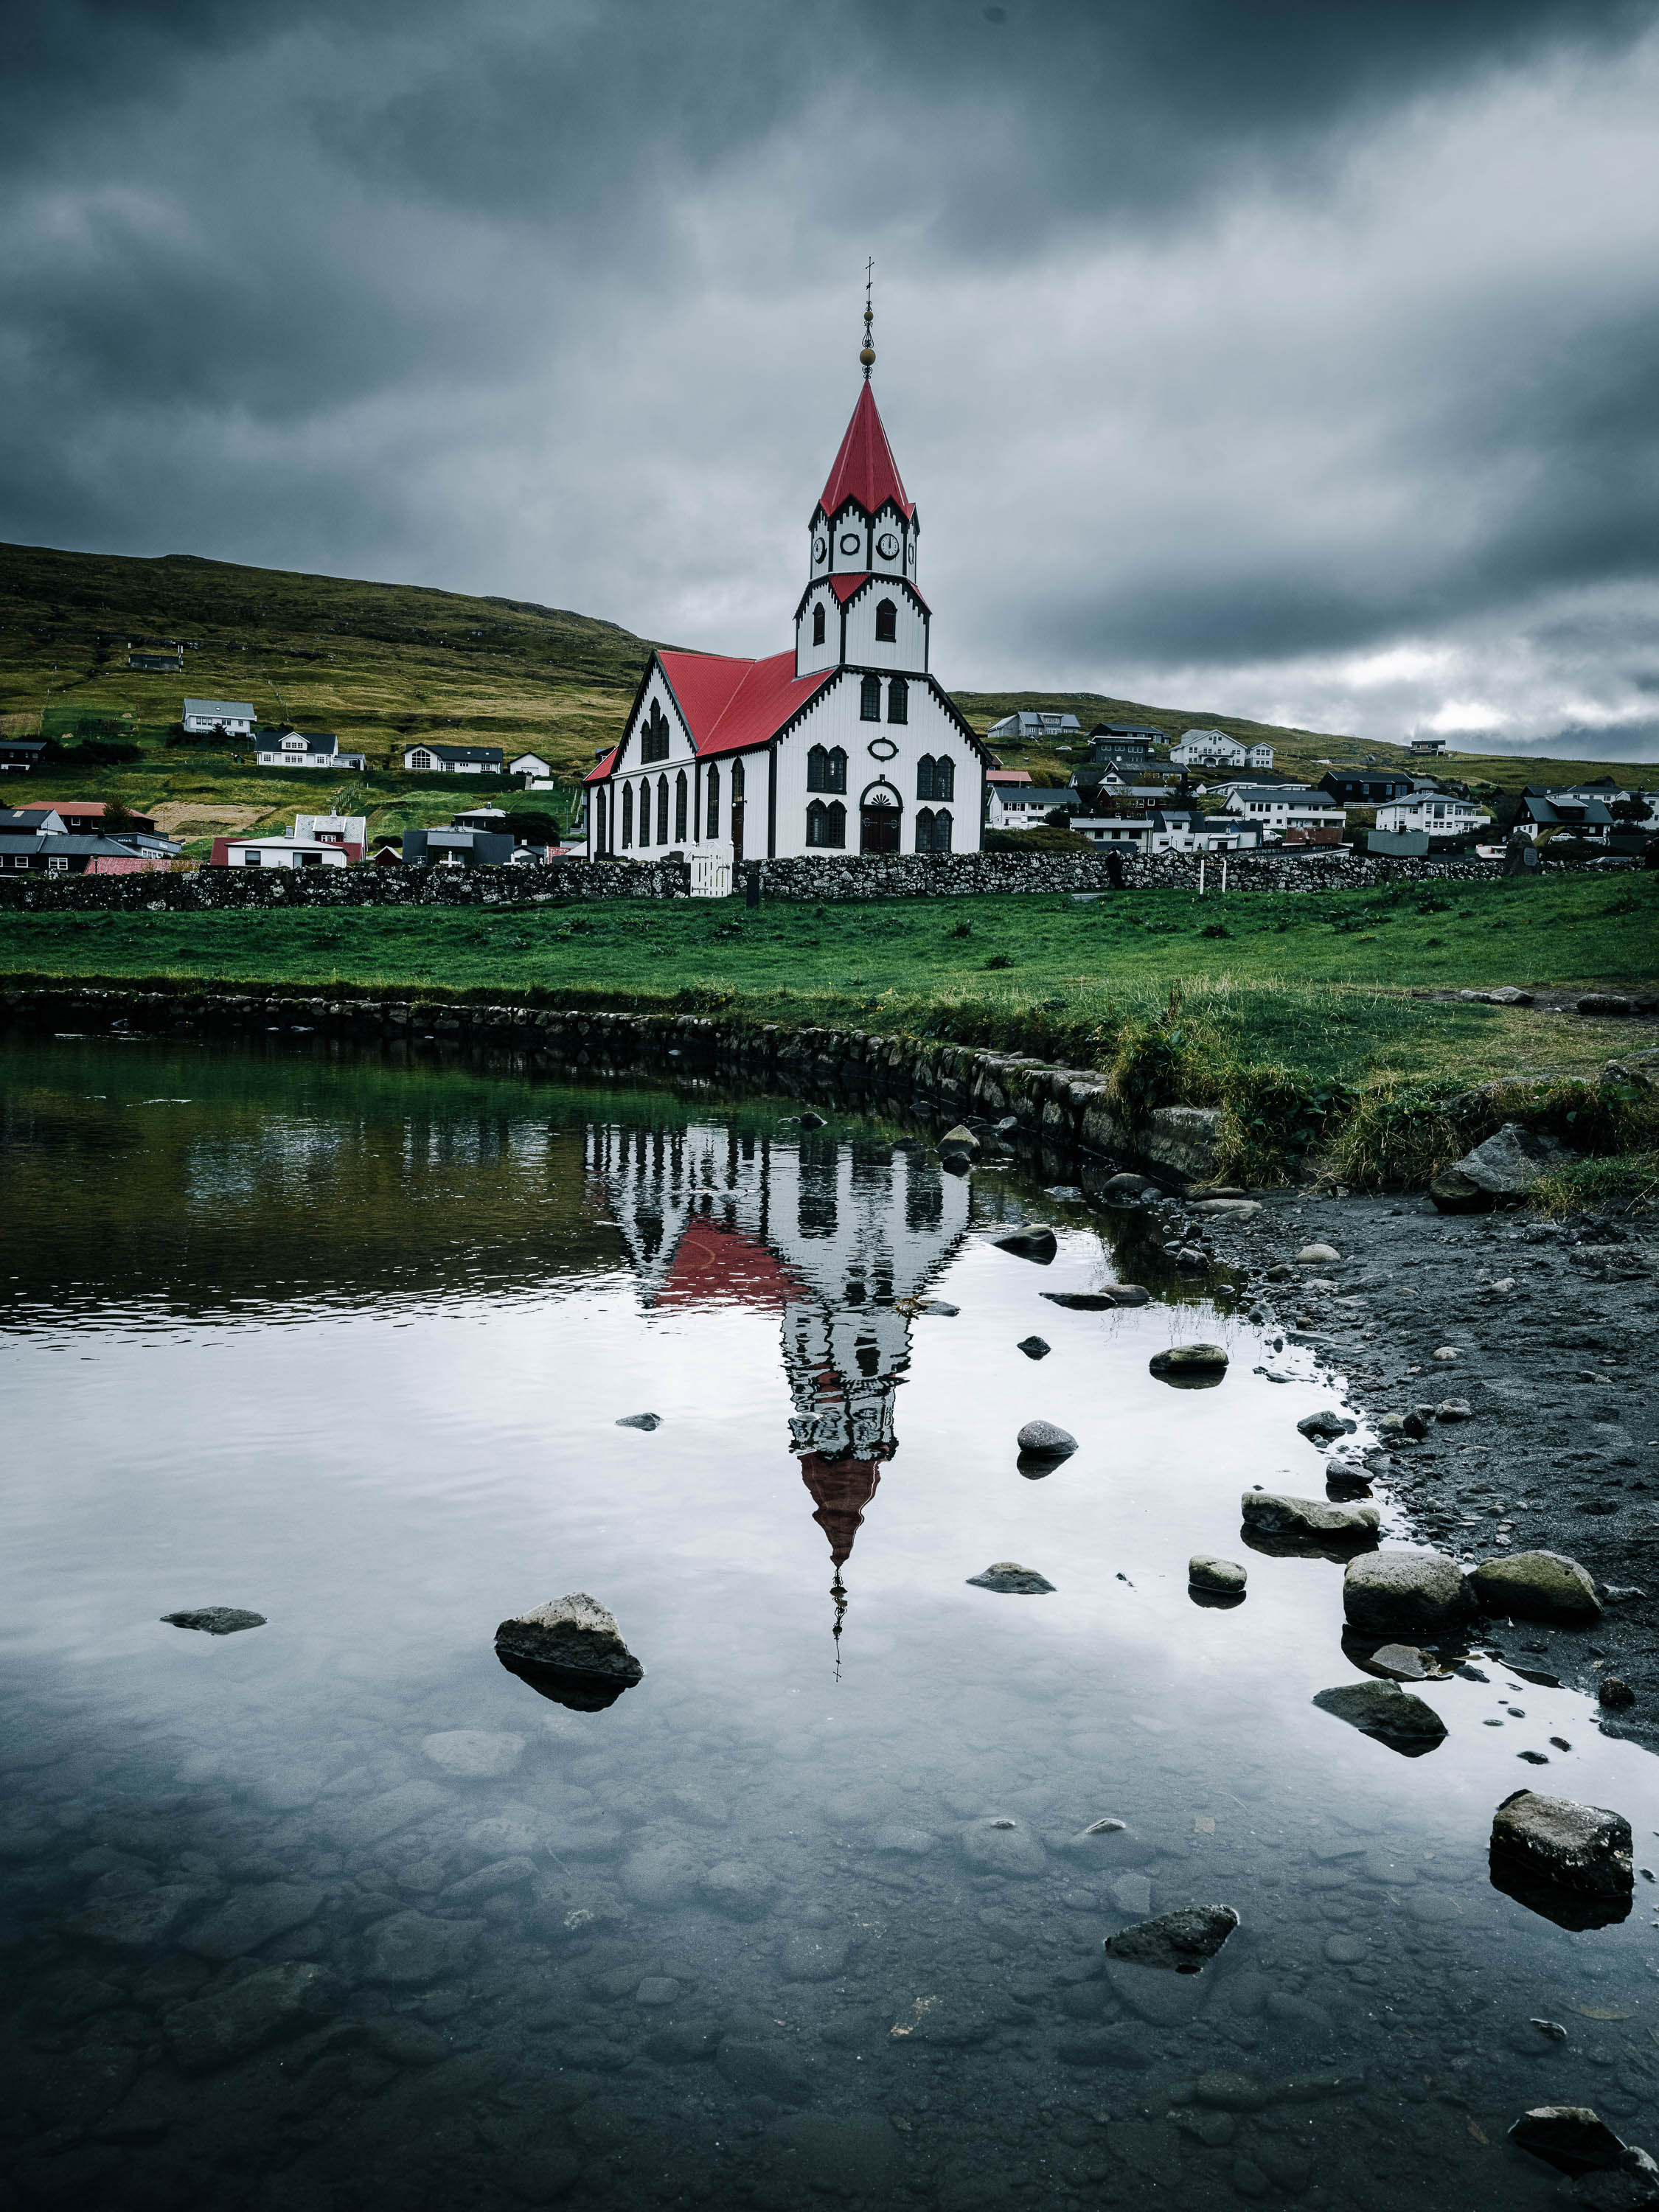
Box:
left=161, top=1607, right=266, bottom=1635
left=1104, top=1905, right=1238, bottom=1973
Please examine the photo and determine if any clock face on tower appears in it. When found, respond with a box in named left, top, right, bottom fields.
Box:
left=876, top=532, right=899, bottom=559
left=838, top=532, right=862, bottom=556
left=813, top=538, right=827, bottom=563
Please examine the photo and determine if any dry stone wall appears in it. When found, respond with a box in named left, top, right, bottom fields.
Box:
left=0, top=981, right=1222, bottom=1184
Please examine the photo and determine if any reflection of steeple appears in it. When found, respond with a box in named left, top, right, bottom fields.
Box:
left=591, top=1124, right=972, bottom=1644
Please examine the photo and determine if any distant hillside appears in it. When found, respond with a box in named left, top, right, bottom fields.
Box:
left=0, top=542, right=1648, bottom=850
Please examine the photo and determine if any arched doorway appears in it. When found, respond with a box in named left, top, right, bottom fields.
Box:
left=859, top=781, right=902, bottom=854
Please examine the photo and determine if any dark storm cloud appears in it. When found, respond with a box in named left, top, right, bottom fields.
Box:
left=2, top=0, right=1658, bottom=752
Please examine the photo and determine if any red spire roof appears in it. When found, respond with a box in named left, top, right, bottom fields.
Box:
left=817, top=383, right=914, bottom=521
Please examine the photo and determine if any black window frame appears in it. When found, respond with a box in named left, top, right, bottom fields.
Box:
left=640, top=700, right=670, bottom=764
left=887, top=675, right=908, bottom=726
left=706, top=763, right=720, bottom=838
left=806, top=799, right=847, bottom=848
left=621, top=782, right=633, bottom=846
left=860, top=675, right=882, bottom=722
left=656, top=775, right=669, bottom=844
left=812, top=602, right=826, bottom=645
left=874, top=597, right=897, bottom=642
left=674, top=769, right=688, bottom=843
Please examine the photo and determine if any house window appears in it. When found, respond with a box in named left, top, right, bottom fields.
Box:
left=674, top=771, right=688, bottom=842
left=874, top=598, right=897, bottom=642
left=807, top=745, right=846, bottom=793
left=656, top=776, right=669, bottom=844
left=640, top=702, right=670, bottom=763
left=806, top=800, right=846, bottom=848
left=622, top=783, right=633, bottom=846
left=887, top=676, right=908, bottom=725
left=706, top=764, right=720, bottom=838
left=860, top=675, right=882, bottom=721
left=410, top=750, right=432, bottom=771
left=812, top=603, right=826, bottom=646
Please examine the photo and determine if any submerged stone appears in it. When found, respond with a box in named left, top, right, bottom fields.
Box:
left=161, top=1607, right=265, bottom=1635
left=494, top=1591, right=644, bottom=1699
left=1491, top=1790, right=1633, bottom=1899
left=422, top=1731, right=525, bottom=1780
left=993, top=1226, right=1057, bottom=1263
left=1104, top=1905, right=1238, bottom=1973
left=1312, top=1679, right=1447, bottom=1753
left=967, top=1562, right=1055, bottom=1594
left=183, top=1882, right=324, bottom=1961
left=960, top=1816, right=1047, bottom=1877
left=165, top=1964, right=335, bottom=2072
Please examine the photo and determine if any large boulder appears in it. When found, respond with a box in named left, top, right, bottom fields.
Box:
left=1492, top=1790, right=1633, bottom=1901
left=1343, top=1550, right=1469, bottom=1637
left=1242, top=1493, right=1378, bottom=1545
left=494, top=1593, right=644, bottom=1689
left=1312, top=1680, right=1447, bottom=1754
left=1450, top=1121, right=1567, bottom=1197
left=1468, top=1550, right=1601, bottom=1624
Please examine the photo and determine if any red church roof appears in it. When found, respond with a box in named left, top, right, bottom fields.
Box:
left=817, top=383, right=914, bottom=521
left=657, top=649, right=834, bottom=761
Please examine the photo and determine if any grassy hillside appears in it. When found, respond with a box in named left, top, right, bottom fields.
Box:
left=0, top=540, right=1652, bottom=858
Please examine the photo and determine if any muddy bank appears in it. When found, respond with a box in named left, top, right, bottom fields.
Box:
left=1179, top=1189, right=1659, bottom=1733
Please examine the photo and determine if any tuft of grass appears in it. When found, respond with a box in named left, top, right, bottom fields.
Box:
left=1528, top=1153, right=1659, bottom=1217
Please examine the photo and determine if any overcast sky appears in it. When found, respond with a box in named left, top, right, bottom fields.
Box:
left=5, top=0, right=1659, bottom=757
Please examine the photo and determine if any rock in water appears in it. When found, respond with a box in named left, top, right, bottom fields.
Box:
left=1450, top=1122, right=1567, bottom=1198
left=362, top=1911, right=484, bottom=1983
left=1343, top=1550, right=1469, bottom=1636
left=494, top=1592, right=644, bottom=1697
left=966, top=1562, right=1055, bottom=1594
left=1468, top=1550, right=1602, bottom=1624
left=1297, top=1411, right=1357, bottom=1443
left=1016, top=1336, right=1051, bottom=1360
left=1017, top=1420, right=1077, bottom=1460
left=1188, top=1556, right=1247, bottom=1595
left=616, top=1413, right=662, bottom=1431
left=1491, top=1790, right=1633, bottom=1900
left=1240, top=1493, right=1379, bottom=1543
left=960, top=1816, right=1048, bottom=1877
left=939, top=1124, right=979, bottom=1160
left=183, top=1883, right=323, bottom=1961
left=1509, top=2108, right=1632, bottom=2177
left=1559, top=2149, right=1659, bottom=2212
left=1366, top=1643, right=1451, bottom=1681
left=161, top=1607, right=265, bottom=1635
left=1149, top=1345, right=1228, bottom=1387
left=1105, top=1905, right=1238, bottom=1973
left=994, top=1226, right=1057, bottom=1264
left=1312, top=1680, right=1447, bottom=1753
left=422, top=1731, right=525, bottom=1780
left=1042, top=1290, right=1138, bottom=1311
left=165, top=1964, right=335, bottom=2072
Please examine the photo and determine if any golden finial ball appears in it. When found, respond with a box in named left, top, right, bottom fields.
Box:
left=859, top=344, right=876, bottom=366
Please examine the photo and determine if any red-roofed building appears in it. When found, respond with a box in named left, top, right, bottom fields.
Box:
left=586, top=347, right=989, bottom=869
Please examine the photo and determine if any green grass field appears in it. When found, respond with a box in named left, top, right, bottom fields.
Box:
left=3, top=872, right=1653, bottom=1088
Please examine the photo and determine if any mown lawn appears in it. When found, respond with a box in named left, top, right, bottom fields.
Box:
left=1, top=872, right=1654, bottom=1091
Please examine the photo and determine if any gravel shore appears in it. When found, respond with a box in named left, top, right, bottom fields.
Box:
left=1164, top=1188, right=1659, bottom=1734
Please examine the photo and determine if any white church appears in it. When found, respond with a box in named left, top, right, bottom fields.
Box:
left=585, top=320, right=989, bottom=867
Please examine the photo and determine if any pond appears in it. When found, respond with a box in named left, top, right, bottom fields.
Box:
left=1, top=1031, right=1656, bottom=2212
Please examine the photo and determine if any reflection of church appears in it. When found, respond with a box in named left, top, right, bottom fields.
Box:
left=589, top=1121, right=970, bottom=1626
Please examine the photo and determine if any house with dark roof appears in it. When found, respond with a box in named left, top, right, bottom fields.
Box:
left=0, top=737, right=48, bottom=773
left=403, top=742, right=504, bottom=775
left=1318, top=770, right=1417, bottom=806
left=585, top=333, right=990, bottom=863
left=255, top=728, right=367, bottom=771
left=18, top=799, right=156, bottom=835
left=184, top=698, right=257, bottom=737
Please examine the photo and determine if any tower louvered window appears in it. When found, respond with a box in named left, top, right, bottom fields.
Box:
left=875, top=598, right=897, bottom=641
left=812, top=604, right=826, bottom=645
left=640, top=702, right=669, bottom=763
left=860, top=675, right=882, bottom=721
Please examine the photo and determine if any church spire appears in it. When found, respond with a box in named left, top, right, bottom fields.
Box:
left=860, top=257, right=875, bottom=379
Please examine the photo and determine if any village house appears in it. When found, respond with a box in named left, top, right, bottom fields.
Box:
left=1374, top=791, right=1492, bottom=840
left=403, top=742, right=504, bottom=776
left=1222, top=784, right=1348, bottom=840
left=986, top=711, right=1082, bottom=745
left=254, top=728, right=369, bottom=771
left=0, top=809, right=175, bottom=874
left=0, top=737, right=48, bottom=773
left=183, top=698, right=257, bottom=738
left=1318, top=769, right=1418, bottom=805
left=211, top=814, right=367, bottom=868
left=402, top=818, right=517, bottom=867
left=986, top=785, right=1079, bottom=830
left=585, top=325, right=990, bottom=873
left=17, top=799, right=156, bottom=835
left=509, top=751, right=554, bottom=782
left=1169, top=728, right=1275, bottom=771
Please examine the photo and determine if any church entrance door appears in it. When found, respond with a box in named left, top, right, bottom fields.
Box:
left=860, top=789, right=900, bottom=854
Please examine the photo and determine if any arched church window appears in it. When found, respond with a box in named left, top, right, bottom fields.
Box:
left=622, top=782, right=633, bottom=847
left=812, top=603, right=826, bottom=646
left=731, top=758, right=745, bottom=799
left=805, top=799, right=846, bottom=848
left=674, top=770, right=688, bottom=842
left=656, top=776, right=669, bottom=844
left=915, top=806, right=933, bottom=849
left=875, top=597, right=897, bottom=642
left=917, top=754, right=936, bottom=801
left=887, top=676, right=908, bottom=726
left=932, top=810, right=953, bottom=852
left=860, top=675, right=882, bottom=722
left=640, top=701, right=669, bottom=763
left=808, top=745, right=846, bottom=793
left=931, top=749, right=951, bottom=799
left=706, top=763, right=720, bottom=838
left=636, top=779, right=650, bottom=846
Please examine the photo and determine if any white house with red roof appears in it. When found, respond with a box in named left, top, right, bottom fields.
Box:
left=585, top=340, right=988, bottom=872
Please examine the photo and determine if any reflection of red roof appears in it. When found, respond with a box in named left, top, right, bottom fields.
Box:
left=654, top=1217, right=808, bottom=1311
left=818, top=383, right=914, bottom=521
left=799, top=1453, right=885, bottom=1568
left=657, top=649, right=834, bottom=762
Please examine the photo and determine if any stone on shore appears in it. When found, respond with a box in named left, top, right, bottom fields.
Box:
left=1492, top=1791, right=1633, bottom=1899
left=422, top=1731, right=525, bottom=1780
left=1240, top=1493, right=1379, bottom=1543
left=1298, top=1411, right=1357, bottom=1443
left=494, top=1592, right=644, bottom=1687
left=165, top=1964, right=335, bottom=2072
left=1105, top=1905, right=1238, bottom=1972
left=1149, top=1344, right=1228, bottom=1384
left=1430, top=1167, right=1491, bottom=1214
left=994, top=1226, right=1057, bottom=1263
left=967, top=1562, right=1055, bottom=1594
left=1295, top=1244, right=1340, bottom=1264
left=1366, top=1643, right=1452, bottom=1682
left=1343, top=1550, right=1469, bottom=1636
left=1468, top=1550, right=1601, bottom=1624
left=1599, top=1677, right=1635, bottom=1709
left=161, top=1607, right=265, bottom=1635
left=1450, top=1121, right=1566, bottom=1198
left=1312, top=1680, right=1447, bottom=1752
left=1016, top=1420, right=1077, bottom=1459
left=1189, top=1555, right=1247, bottom=1595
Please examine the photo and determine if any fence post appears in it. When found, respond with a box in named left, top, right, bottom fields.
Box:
left=1220, top=856, right=1228, bottom=896
left=1198, top=855, right=1206, bottom=899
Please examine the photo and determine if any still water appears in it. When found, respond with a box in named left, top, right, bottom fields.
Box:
left=1, top=1033, right=1656, bottom=2212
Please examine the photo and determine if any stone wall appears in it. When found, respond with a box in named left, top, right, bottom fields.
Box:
left=0, top=844, right=1625, bottom=914
left=0, top=980, right=1222, bottom=1186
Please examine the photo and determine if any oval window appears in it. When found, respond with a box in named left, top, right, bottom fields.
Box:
left=838, top=532, right=862, bottom=556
